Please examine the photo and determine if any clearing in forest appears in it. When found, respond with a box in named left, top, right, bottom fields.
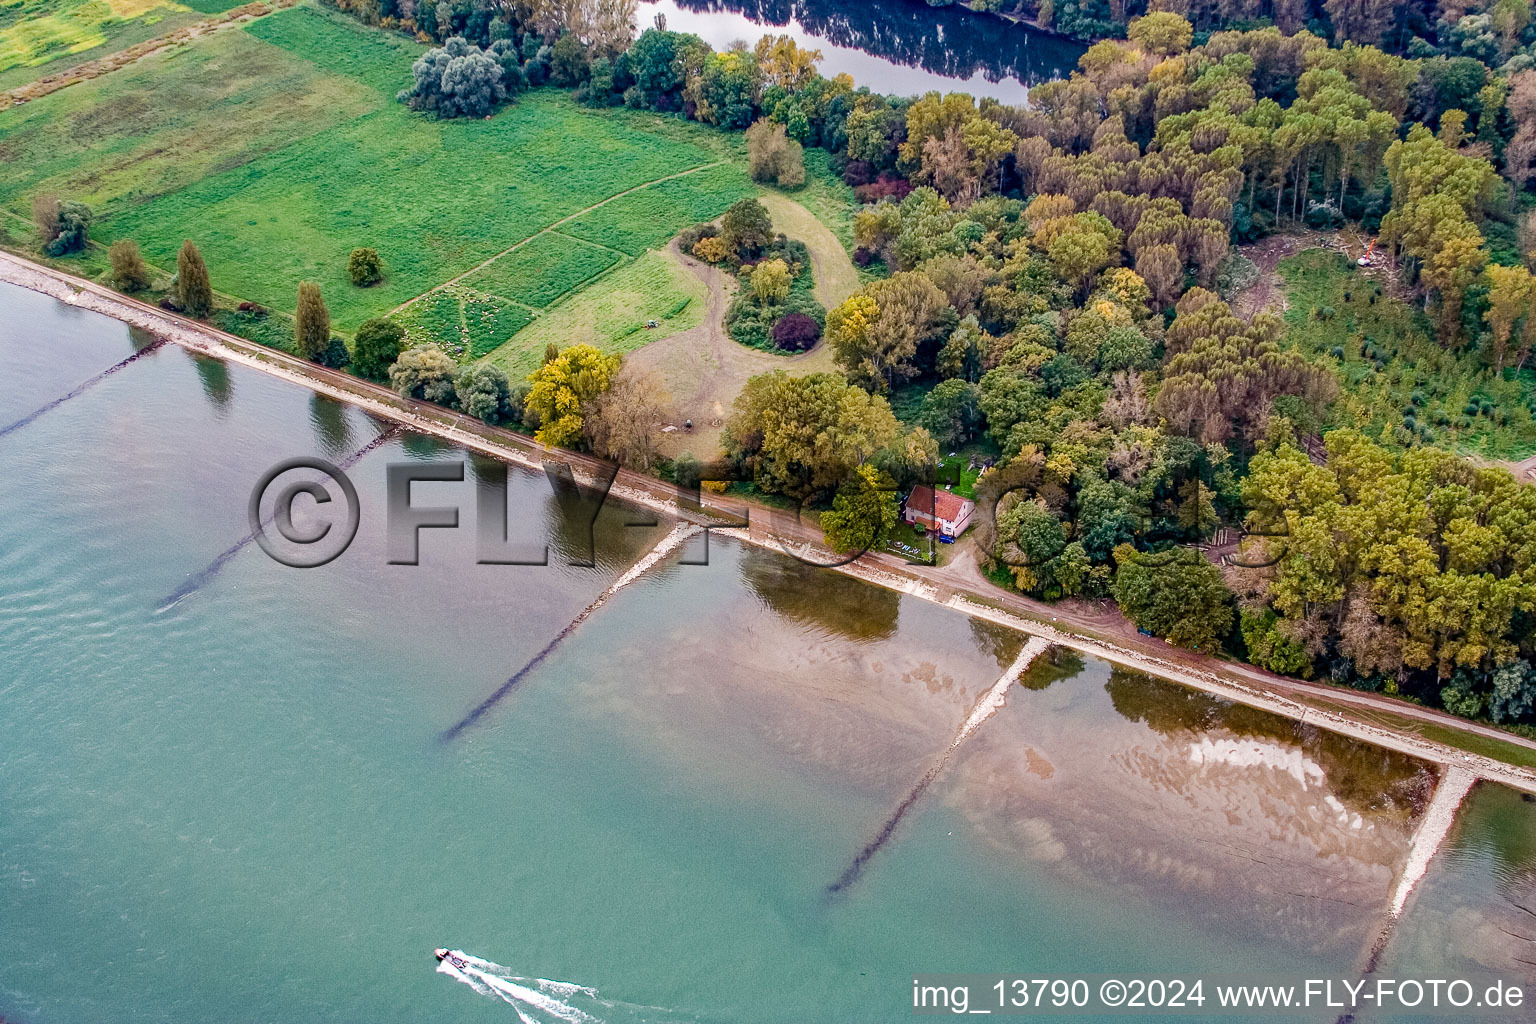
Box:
left=1280, top=248, right=1536, bottom=459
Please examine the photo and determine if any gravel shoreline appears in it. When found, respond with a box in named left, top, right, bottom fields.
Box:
left=5, top=249, right=1536, bottom=806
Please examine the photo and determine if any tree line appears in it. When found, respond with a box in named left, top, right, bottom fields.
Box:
left=36, top=0, right=1536, bottom=732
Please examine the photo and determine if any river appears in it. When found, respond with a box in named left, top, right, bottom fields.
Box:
left=635, top=0, right=1085, bottom=104
left=1, top=282, right=1533, bottom=1023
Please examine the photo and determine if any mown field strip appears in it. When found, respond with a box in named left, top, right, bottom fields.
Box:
left=388, top=160, right=726, bottom=316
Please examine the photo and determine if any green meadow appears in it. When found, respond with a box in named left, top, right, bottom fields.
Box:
left=461, top=233, right=622, bottom=309
left=0, top=2, right=763, bottom=355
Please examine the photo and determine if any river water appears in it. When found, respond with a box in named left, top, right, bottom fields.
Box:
left=1, top=282, right=1533, bottom=1023
left=635, top=0, right=1084, bottom=104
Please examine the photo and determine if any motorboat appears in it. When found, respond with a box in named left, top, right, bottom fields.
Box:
left=434, top=948, right=471, bottom=971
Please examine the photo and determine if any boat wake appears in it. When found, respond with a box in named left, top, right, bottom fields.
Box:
left=435, top=951, right=694, bottom=1024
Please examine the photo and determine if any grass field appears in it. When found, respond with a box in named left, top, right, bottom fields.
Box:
left=481, top=249, right=707, bottom=377
left=0, top=3, right=756, bottom=330
left=0, top=17, right=384, bottom=213
left=0, top=2, right=857, bottom=369
left=560, top=162, right=756, bottom=255
left=241, top=3, right=417, bottom=95
left=460, top=232, right=622, bottom=308
left=0, top=0, right=210, bottom=91
left=1280, top=249, right=1536, bottom=459
left=393, top=285, right=534, bottom=358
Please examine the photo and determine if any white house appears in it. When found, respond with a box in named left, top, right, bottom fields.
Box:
left=903, top=485, right=975, bottom=540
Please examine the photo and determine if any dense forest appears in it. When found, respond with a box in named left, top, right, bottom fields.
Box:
left=205, top=0, right=1536, bottom=730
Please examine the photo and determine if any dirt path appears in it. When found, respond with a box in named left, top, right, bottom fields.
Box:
left=758, top=194, right=859, bottom=308
left=1475, top=451, right=1536, bottom=482
left=388, top=160, right=727, bottom=315
left=627, top=239, right=835, bottom=459
left=4, top=249, right=1536, bottom=797
left=0, top=0, right=298, bottom=111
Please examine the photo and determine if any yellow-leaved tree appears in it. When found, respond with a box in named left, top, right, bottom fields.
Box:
left=524, top=344, right=621, bottom=450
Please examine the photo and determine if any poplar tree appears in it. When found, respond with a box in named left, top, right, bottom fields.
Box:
left=295, top=282, right=331, bottom=361
left=176, top=240, right=212, bottom=318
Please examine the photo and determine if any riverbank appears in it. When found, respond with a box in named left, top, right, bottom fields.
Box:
left=4, top=248, right=1536, bottom=798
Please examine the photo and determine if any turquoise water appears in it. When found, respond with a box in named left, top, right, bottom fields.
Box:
left=0, top=282, right=1512, bottom=1022
left=1381, top=782, right=1536, bottom=1010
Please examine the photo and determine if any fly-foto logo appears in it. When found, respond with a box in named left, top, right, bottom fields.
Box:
left=248, top=455, right=942, bottom=569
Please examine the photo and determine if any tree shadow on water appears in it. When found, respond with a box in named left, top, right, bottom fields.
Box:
left=738, top=544, right=899, bottom=642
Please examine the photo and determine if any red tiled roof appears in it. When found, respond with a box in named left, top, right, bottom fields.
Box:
left=907, top=485, right=973, bottom=522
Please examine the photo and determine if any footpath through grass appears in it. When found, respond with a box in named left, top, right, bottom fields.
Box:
left=0, top=0, right=212, bottom=91
left=481, top=248, right=707, bottom=376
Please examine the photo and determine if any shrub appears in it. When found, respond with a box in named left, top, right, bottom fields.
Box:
left=692, top=235, right=730, bottom=263
left=720, top=197, right=772, bottom=261
left=853, top=176, right=913, bottom=204
left=751, top=258, right=791, bottom=304
left=549, top=33, right=590, bottom=86
left=455, top=363, right=513, bottom=422
left=671, top=451, right=703, bottom=488
left=677, top=222, right=719, bottom=252
left=842, top=160, right=874, bottom=187
left=108, top=239, right=152, bottom=291
left=318, top=336, right=350, bottom=369
left=389, top=345, right=458, bottom=404
left=348, top=247, right=383, bottom=286
left=726, top=244, right=824, bottom=352
left=31, top=194, right=60, bottom=243
left=771, top=311, right=820, bottom=351
left=746, top=119, right=804, bottom=187
left=43, top=201, right=91, bottom=257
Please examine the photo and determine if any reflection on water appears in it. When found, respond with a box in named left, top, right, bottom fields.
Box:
left=967, top=615, right=1030, bottom=672
left=739, top=544, right=900, bottom=641
left=1105, top=669, right=1435, bottom=817
left=942, top=662, right=1431, bottom=957
left=1383, top=784, right=1536, bottom=988
left=128, top=325, right=159, bottom=352
left=642, top=0, right=1084, bottom=103
left=191, top=354, right=232, bottom=416
left=307, top=392, right=351, bottom=454
left=1016, top=644, right=1085, bottom=691
left=399, top=430, right=456, bottom=460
